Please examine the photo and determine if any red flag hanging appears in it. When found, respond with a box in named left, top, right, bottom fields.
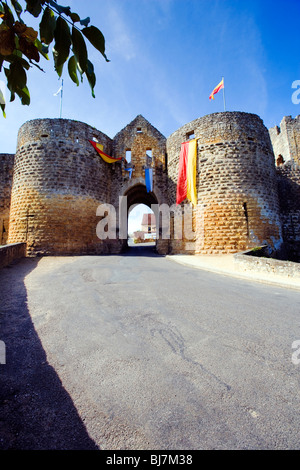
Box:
left=176, top=139, right=197, bottom=206
left=89, top=140, right=122, bottom=163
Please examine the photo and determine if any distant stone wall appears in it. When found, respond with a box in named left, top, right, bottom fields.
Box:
left=269, top=115, right=300, bottom=166
left=7, top=119, right=118, bottom=256
left=167, top=112, right=283, bottom=254
left=277, top=160, right=300, bottom=259
left=0, top=153, right=15, bottom=245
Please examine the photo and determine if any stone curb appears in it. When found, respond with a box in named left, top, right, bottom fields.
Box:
left=166, top=255, right=300, bottom=291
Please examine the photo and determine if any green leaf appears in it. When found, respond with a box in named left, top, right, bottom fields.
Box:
left=85, top=59, right=96, bottom=98
left=34, top=38, right=49, bottom=59
left=0, top=103, right=6, bottom=118
left=6, top=60, right=27, bottom=92
left=0, top=78, right=6, bottom=116
left=4, top=67, right=15, bottom=102
left=82, top=26, right=109, bottom=62
left=40, top=6, right=56, bottom=45
left=53, top=16, right=71, bottom=72
left=48, top=0, right=71, bottom=17
left=4, top=53, right=30, bottom=70
left=9, top=91, right=16, bottom=103
left=2, top=3, right=15, bottom=27
left=11, top=0, right=23, bottom=20
left=70, top=12, right=80, bottom=23
left=16, top=85, right=30, bottom=105
left=25, top=0, right=46, bottom=18
left=80, top=17, right=90, bottom=27
left=72, top=26, right=88, bottom=73
left=76, top=60, right=84, bottom=83
left=53, top=58, right=64, bottom=77
left=68, top=55, right=79, bottom=86
left=0, top=85, right=5, bottom=108
left=4, top=62, right=30, bottom=106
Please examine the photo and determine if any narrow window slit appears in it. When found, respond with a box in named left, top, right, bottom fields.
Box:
left=243, top=202, right=249, bottom=236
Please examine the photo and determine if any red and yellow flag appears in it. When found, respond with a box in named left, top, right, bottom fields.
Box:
left=89, top=140, right=122, bottom=163
left=176, top=139, right=197, bottom=206
left=209, top=78, right=224, bottom=100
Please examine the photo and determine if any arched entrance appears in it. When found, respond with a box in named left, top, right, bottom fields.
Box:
left=125, top=183, right=159, bottom=210
left=122, top=183, right=159, bottom=253
left=128, top=204, right=156, bottom=246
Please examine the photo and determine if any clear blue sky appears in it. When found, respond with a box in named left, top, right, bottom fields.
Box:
left=1, top=0, right=300, bottom=156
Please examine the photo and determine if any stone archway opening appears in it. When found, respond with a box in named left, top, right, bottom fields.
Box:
left=128, top=204, right=156, bottom=249
left=122, top=184, right=159, bottom=253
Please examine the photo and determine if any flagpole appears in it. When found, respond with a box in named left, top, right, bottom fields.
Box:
left=59, top=79, right=63, bottom=118
left=222, top=76, right=226, bottom=112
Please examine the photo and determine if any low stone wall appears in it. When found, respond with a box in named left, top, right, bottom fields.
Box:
left=234, top=248, right=300, bottom=279
left=0, top=243, right=26, bottom=269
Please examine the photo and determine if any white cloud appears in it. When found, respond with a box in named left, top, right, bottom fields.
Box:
left=106, top=5, right=137, bottom=61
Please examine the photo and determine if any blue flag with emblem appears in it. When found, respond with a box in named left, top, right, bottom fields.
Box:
left=145, top=168, right=153, bottom=192
left=125, top=167, right=133, bottom=179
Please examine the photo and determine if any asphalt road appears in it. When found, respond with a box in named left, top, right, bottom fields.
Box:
left=1, top=245, right=300, bottom=450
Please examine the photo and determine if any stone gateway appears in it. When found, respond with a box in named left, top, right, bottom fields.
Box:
left=0, top=112, right=299, bottom=258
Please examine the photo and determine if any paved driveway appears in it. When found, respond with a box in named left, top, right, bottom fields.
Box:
left=1, top=247, right=300, bottom=449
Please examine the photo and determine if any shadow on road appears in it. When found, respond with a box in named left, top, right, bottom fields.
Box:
left=0, top=258, right=99, bottom=450
left=123, top=241, right=165, bottom=257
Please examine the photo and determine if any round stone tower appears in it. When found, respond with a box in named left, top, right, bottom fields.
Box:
left=0, top=153, right=15, bottom=245
left=167, top=112, right=283, bottom=254
left=7, top=118, right=118, bottom=255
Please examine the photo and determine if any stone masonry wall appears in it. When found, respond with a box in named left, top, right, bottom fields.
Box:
left=0, top=242, right=26, bottom=268
left=0, top=153, right=15, bottom=245
left=113, top=115, right=166, bottom=179
left=7, top=119, right=117, bottom=256
left=111, top=115, right=169, bottom=253
left=234, top=249, right=300, bottom=279
left=276, top=160, right=300, bottom=259
left=4, top=112, right=300, bottom=258
left=269, top=115, right=300, bottom=166
left=167, top=112, right=283, bottom=254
